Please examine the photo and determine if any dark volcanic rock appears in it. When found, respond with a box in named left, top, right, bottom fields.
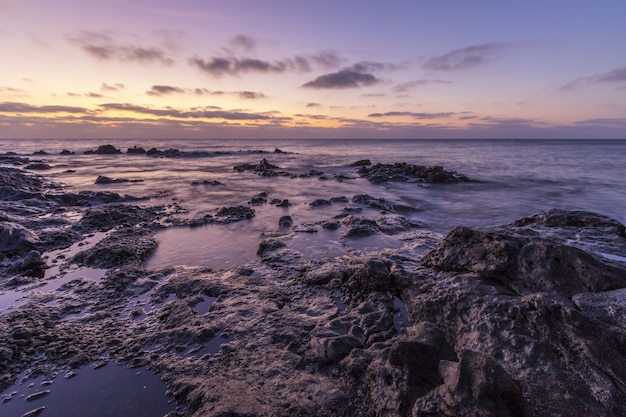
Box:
left=51, top=191, right=143, bottom=206
left=423, top=213, right=626, bottom=297
left=310, top=199, right=332, bottom=207
left=278, top=215, right=293, bottom=228
left=72, top=228, right=157, bottom=268
left=513, top=208, right=626, bottom=235
left=345, top=259, right=392, bottom=293
left=0, top=167, right=44, bottom=194
left=413, top=350, right=525, bottom=417
left=85, top=144, right=122, bottom=154
left=358, top=162, right=470, bottom=184
left=127, top=146, right=147, bottom=154
left=191, top=180, right=222, bottom=186
left=73, top=204, right=163, bottom=233
left=409, top=210, right=626, bottom=416
left=341, top=216, right=380, bottom=238
left=215, top=206, right=255, bottom=223
left=95, top=175, right=133, bottom=184
left=0, top=222, right=39, bottom=258
left=25, top=163, right=51, bottom=170
left=352, top=194, right=395, bottom=212
left=350, top=159, right=372, bottom=167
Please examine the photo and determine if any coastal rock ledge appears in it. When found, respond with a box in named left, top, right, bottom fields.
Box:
left=1, top=173, right=626, bottom=417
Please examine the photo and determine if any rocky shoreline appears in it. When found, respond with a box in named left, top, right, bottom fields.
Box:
left=1, top=149, right=626, bottom=417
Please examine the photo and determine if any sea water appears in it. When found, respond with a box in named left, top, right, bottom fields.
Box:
left=2, top=138, right=625, bottom=269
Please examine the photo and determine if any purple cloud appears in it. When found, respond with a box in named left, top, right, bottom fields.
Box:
left=146, top=85, right=186, bottom=96
left=393, top=79, right=453, bottom=93
left=99, top=103, right=272, bottom=120
left=69, top=31, right=174, bottom=66
left=368, top=111, right=454, bottom=119
left=0, top=101, right=88, bottom=113
left=561, top=66, right=626, bottom=90
left=423, top=43, right=512, bottom=71
left=302, top=70, right=380, bottom=89
left=101, top=83, right=125, bottom=92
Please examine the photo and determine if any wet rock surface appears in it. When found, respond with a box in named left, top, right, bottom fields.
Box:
left=357, top=162, right=470, bottom=184
left=1, top=158, right=625, bottom=417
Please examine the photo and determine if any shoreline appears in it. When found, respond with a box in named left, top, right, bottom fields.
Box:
left=1, top=148, right=626, bottom=416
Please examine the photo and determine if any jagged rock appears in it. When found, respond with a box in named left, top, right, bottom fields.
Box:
left=352, top=194, right=395, bottom=212
left=127, top=146, right=147, bottom=154
left=275, top=199, right=291, bottom=207
left=310, top=199, right=332, bottom=207
left=85, top=144, right=121, bottom=154
left=214, top=206, right=254, bottom=223
left=278, top=215, right=293, bottom=228
left=350, top=159, right=372, bottom=167
left=513, top=208, right=626, bottom=236
left=191, top=179, right=222, bottom=186
left=256, top=238, right=287, bottom=257
left=72, top=228, right=157, bottom=268
left=341, top=216, right=380, bottom=238
left=95, top=175, right=127, bottom=184
left=358, top=162, right=470, bottom=184
left=73, top=204, right=162, bottom=232
left=345, top=259, right=392, bottom=292
left=423, top=217, right=626, bottom=297
left=376, top=215, right=423, bottom=235
left=0, top=167, right=44, bottom=193
left=25, top=163, right=51, bottom=170
left=0, top=222, right=39, bottom=258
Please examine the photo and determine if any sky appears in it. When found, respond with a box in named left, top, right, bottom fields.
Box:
left=0, top=0, right=625, bottom=139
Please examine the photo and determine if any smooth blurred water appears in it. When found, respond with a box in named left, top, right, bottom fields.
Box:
left=2, top=138, right=625, bottom=268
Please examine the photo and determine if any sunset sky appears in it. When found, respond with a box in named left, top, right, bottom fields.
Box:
left=1, top=0, right=625, bottom=139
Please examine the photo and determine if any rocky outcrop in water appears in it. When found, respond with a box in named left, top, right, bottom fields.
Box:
left=84, top=144, right=122, bottom=155
left=358, top=162, right=470, bottom=184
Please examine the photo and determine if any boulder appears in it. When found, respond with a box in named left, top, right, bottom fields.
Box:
left=358, top=162, right=470, bottom=184
left=423, top=222, right=626, bottom=297
left=345, top=259, right=392, bottom=292
left=85, top=144, right=121, bottom=154
left=0, top=222, right=39, bottom=258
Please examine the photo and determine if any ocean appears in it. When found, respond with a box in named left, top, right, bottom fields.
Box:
left=2, top=138, right=625, bottom=269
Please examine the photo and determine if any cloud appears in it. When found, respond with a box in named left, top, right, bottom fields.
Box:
left=146, top=85, right=186, bottom=96
left=0, top=101, right=89, bottom=114
left=306, top=102, right=321, bottom=108
left=561, top=66, right=626, bottom=90
left=189, top=48, right=343, bottom=78
left=189, top=56, right=296, bottom=77
left=574, top=117, right=626, bottom=127
left=0, top=86, right=23, bottom=93
left=368, top=111, right=454, bottom=119
left=393, top=79, right=452, bottom=93
left=227, top=35, right=256, bottom=52
left=86, top=92, right=104, bottom=98
left=237, top=91, right=266, bottom=99
left=101, top=83, right=125, bottom=92
left=68, top=31, right=174, bottom=66
left=99, top=103, right=272, bottom=120
left=146, top=86, right=266, bottom=99
left=423, top=43, right=512, bottom=71
left=302, top=70, right=380, bottom=89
